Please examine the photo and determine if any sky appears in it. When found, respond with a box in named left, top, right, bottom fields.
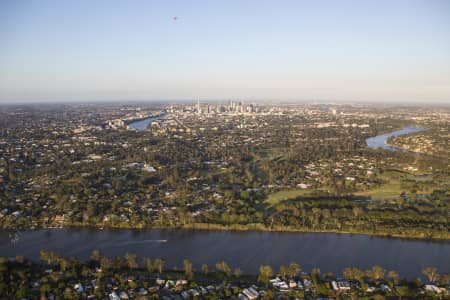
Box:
left=0, top=0, right=449, bottom=103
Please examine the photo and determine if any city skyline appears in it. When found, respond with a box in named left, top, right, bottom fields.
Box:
left=1, top=0, right=450, bottom=103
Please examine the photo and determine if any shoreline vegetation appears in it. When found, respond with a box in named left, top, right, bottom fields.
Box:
left=1, top=250, right=448, bottom=299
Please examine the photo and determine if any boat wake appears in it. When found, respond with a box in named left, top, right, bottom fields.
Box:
left=122, top=239, right=167, bottom=245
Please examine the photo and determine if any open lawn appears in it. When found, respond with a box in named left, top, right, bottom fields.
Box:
left=265, top=189, right=313, bottom=206
left=354, top=170, right=437, bottom=200
left=265, top=170, right=441, bottom=204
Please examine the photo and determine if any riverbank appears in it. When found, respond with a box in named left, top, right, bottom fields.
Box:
left=3, top=253, right=448, bottom=299
left=182, top=223, right=450, bottom=241
left=3, top=221, right=449, bottom=241
left=384, top=140, right=424, bottom=156
left=127, top=113, right=165, bottom=131
left=2, top=227, right=449, bottom=281
left=365, top=125, right=427, bottom=152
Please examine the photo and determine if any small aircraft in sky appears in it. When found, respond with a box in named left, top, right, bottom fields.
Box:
left=172, top=16, right=179, bottom=21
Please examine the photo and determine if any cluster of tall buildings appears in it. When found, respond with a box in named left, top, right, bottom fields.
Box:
left=194, top=99, right=260, bottom=115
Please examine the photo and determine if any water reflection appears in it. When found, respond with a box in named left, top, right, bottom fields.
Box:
left=0, top=228, right=448, bottom=279
left=366, top=126, right=425, bottom=152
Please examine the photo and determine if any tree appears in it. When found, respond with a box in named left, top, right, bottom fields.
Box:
left=311, top=267, right=321, bottom=278
left=387, top=270, right=399, bottom=286
left=40, top=283, right=51, bottom=294
left=201, top=264, right=209, bottom=275
left=100, top=256, right=112, bottom=271
left=40, top=250, right=59, bottom=265
left=258, top=265, right=273, bottom=287
left=215, top=261, right=232, bottom=277
left=90, top=249, right=102, bottom=262
left=125, top=253, right=138, bottom=269
left=279, top=265, right=288, bottom=280
left=144, top=258, right=154, bottom=273
left=15, top=286, right=29, bottom=299
left=368, top=265, right=385, bottom=282
left=114, top=256, right=126, bottom=269
left=288, top=262, right=301, bottom=278
left=343, top=267, right=363, bottom=281
left=234, top=268, right=242, bottom=278
left=154, top=258, right=165, bottom=274
left=15, top=256, right=25, bottom=264
left=64, top=287, right=78, bottom=299
left=439, top=273, right=450, bottom=286
left=59, top=258, right=70, bottom=272
left=352, top=207, right=363, bottom=218
left=422, top=267, right=439, bottom=283
left=263, top=289, right=274, bottom=300
left=183, top=259, right=193, bottom=278
left=343, top=267, right=354, bottom=280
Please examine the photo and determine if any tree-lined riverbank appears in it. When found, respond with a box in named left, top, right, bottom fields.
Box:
left=1, top=250, right=448, bottom=299
left=1, top=228, right=449, bottom=280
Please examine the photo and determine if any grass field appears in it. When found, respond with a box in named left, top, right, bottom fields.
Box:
left=265, top=189, right=313, bottom=206
left=354, top=183, right=403, bottom=200
left=354, top=170, right=436, bottom=200
left=265, top=170, right=439, bottom=204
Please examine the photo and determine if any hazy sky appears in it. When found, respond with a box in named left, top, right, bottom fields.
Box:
left=1, top=0, right=449, bottom=103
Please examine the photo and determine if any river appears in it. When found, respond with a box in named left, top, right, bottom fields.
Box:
left=1, top=228, right=448, bottom=278
left=128, top=115, right=163, bottom=131
left=366, top=126, right=425, bottom=152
